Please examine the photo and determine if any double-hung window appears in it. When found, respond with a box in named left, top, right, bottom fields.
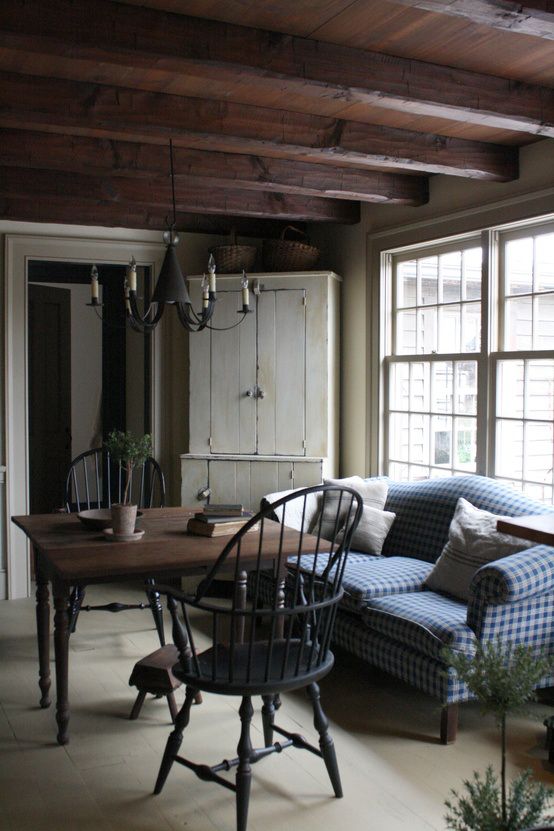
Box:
left=382, top=219, right=554, bottom=504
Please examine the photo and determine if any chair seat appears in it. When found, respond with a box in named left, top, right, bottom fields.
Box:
left=173, top=639, right=335, bottom=695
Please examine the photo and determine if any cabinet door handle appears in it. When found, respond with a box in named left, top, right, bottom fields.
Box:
left=196, top=486, right=211, bottom=500
left=245, top=388, right=255, bottom=398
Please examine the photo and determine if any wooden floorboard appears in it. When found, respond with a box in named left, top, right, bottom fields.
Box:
left=0, top=584, right=552, bottom=830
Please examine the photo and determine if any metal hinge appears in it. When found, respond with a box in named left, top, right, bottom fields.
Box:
left=208, top=436, right=213, bottom=449
left=302, top=295, right=307, bottom=306
left=290, top=469, right=294, bottom=480
left=302, top=439, right=307, bottom=449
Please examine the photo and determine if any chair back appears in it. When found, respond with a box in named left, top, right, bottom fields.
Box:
left=64, top=447, right=165, bottom=512
left=158, top=484, right=363, bottom=693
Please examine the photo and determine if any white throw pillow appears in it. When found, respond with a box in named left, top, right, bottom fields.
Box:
left=317, top=476, right=388, bottom=540
left=343, top=503, right=396, bottom=555
left=425, top=497, right=533, bottom=602
left=263, top=487, right=320, bottom=533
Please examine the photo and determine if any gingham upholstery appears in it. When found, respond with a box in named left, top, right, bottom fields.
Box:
left=260, top=475, right=554, bottom=706
left=381, top=475, right=552, bottom=563
left=362, top=591, right=477, bottom=660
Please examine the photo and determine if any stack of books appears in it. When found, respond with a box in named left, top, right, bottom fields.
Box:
left=187, top=504, right=255, bottom=537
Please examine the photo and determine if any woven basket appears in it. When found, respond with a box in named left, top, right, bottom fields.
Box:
left=262, top=226, right=320, bottom=272
left=209, top=244, right=257, bottom=274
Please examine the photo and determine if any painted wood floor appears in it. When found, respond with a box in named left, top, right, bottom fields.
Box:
left=1, top=584, right=552, bottom=831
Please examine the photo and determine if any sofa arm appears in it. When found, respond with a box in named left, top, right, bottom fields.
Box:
left=469, top=545, right=554, bottom=604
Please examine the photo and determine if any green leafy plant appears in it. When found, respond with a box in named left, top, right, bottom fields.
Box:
left=104, top=430, right=152, bottom=505
left=442, top=639, right=554, bottom=831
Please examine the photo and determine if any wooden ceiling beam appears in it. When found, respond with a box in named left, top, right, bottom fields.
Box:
left=0, top=74, right=518, bottom=181
left=0, top=194, right=290, bottom=236
left=0, top=165, right=360, bottom=223
left=390, top=0, right=554, bottom=42
left=0, top=0, right=552, bottom=136
left=0, top=129, right=428, bottom=206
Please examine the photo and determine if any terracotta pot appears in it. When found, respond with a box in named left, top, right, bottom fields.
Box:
left=111, top=503, right=137, bottom=536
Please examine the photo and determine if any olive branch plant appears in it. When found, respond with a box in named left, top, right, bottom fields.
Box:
left=104, top=430, right=152, bottom=506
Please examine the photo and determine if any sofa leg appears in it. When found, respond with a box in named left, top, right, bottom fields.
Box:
left=440, top=704, right=458, bottom=745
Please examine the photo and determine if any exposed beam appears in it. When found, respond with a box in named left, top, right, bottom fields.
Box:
left=0, top=0, right=552, bottom=136
left=0, top=73, right=518, bottom=181
left=0, top=166, right=360, bottom=223
left=391, top=0, right=554, bottom=41
left=0, top=194, right=291, bottom=236
left=0, top=129, right=429, bottom=206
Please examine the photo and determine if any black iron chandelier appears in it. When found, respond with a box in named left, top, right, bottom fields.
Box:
left=87, top=140, right=252, bottom=333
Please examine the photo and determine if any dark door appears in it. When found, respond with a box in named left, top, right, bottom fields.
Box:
left=28, top=284, right=72, bottom=513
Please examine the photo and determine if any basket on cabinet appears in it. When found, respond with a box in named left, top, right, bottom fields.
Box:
left=262, top=226, right=320, bottom=272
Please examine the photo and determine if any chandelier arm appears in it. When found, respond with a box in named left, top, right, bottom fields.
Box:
left=127, top=301, right=164, bottom=332
left=176, top=298, right=216, bottom=329
left=202, top=312, right=251, bottom=332
left=128, top=290, right=161, bottom=326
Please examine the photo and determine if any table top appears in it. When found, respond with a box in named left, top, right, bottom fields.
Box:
left=497, top=514, right=554, bottom=546
left=12, top=507, right=314, bottom=584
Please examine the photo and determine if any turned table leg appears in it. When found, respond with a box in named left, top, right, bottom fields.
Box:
left=35, top=549, right=51, bottom=709
left=53, top=580, right=71, bottom=745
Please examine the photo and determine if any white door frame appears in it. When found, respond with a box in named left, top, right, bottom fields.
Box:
left=5, top=233, right=166, bottom=599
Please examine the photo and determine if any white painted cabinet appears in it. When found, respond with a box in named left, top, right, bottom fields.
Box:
left=181, top=271, right=340, bottom=510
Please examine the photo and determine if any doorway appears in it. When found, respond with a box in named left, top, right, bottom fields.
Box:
left=27, top=259, right=152, bottom=515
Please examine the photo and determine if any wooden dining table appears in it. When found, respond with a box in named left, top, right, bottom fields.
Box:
left=12, top=507, right=304, bottom=745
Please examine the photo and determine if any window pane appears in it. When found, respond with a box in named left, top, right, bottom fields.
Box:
left=440, top=251, right=461, bottom=303
left=438, top=306, right=460, bottom=353
left=410, top=362, right=430, bottom=412
left=535, top=294, right=554, bottom=350
left=524, top=482, right=553, bottom=504
left=409, top=465, right=430, bottom=481
left=525, top=360, right=554, bottom=420
left=432, top=415, right=452, bottom=466
left=389, top=462, right=409, bottom=480
left=497, top=360, right=524, bottom=419
left=397, top=261, right=417, bottom=308
left=535, top=233, right=554, bottom=292
left=389, top=412, right=409, bottom=462
left=389, top=363, right=409, bottom=411
left=505, top=237, right=533, bottom=295
left=410, top=413, right=429, bottom=464
left=420, top=256, right=438, bottom=305
left=417, top=307, right=437, bottom=354
left=431, top=362, right=453, bottom=413
left=496, top=419, right=524, bottom=479
left=463, top=247, right=482, bottom=300
left=396, top=310, right=416, bottom=354
left=462, top=302, right=481, bottom=352
left=504, top=296, right=532, bottom=350
left=455, top=417, right=477, bottom=471
left=523, top=421, right=553, bottom=484
left=455, top=361, right=477, bottom=415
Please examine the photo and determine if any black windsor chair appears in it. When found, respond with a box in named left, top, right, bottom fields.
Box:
left=152, top=483, right=363, bottom=831
left=64, top=447, right=166, bottom=643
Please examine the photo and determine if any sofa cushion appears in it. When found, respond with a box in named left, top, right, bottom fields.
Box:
left=296, top=552, right=432, bottom=612
left=381, top=475, right=552, bottom=563
left=362, top=590, right=477, bottom=660
left=341, top=503, right=396, bottom=556
left=318, top=476, right=388, bottom=540
left=425, top=498, right=533, bottom=601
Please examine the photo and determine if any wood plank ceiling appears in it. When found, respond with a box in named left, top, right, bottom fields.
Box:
left=0, top=0, right=553, bottom=235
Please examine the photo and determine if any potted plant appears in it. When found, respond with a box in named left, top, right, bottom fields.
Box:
left=442, top=639, right=554, bottom=831
left=104, top=429, right=152, bottom=536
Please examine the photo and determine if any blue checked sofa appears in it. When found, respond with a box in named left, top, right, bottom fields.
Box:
left=265, top=475, right=554, bottom=743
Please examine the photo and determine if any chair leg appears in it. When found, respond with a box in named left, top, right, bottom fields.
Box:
left=236, top=696, right=254, bottom=831
left=261, top=695, right=275, bottom=747
left=307, top=682, right=342, bottom=798
left=145, top=579, right=166, bottom=646
left=154, top=685, right=198, bottom=795
left=440, top=703, right=458, bottom=745
left=167, top=691, right=178, bottom=723
left=129, top=690, right=147, bottom=720
left=69, top=585, right=85, bottom=634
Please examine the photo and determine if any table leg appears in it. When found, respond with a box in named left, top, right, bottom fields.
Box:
left=35, top=549, right=51, bottom=709
left=53, top=580, right=71, bottom=745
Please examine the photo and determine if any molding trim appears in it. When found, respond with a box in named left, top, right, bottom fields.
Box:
left=4, top=233, right=165, bottom=599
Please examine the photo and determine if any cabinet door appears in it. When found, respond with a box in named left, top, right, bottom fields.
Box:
left=257, top=289, right=306, bottom=456
left=209, top=290, right=257, bottom=454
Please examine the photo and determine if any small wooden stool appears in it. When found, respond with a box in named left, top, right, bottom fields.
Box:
left=128, top=644, right=202, bottom=723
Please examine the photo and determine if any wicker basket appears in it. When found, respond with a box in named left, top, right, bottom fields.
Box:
left=262, top=226, right=320, bottom=272
left=209, top=229, right=257, bottom=273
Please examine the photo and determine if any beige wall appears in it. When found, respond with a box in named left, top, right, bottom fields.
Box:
left=309, top=137, right=554, bottom=477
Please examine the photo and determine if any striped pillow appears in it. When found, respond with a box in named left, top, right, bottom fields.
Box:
left=424, top=497, right=533, bottom=602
